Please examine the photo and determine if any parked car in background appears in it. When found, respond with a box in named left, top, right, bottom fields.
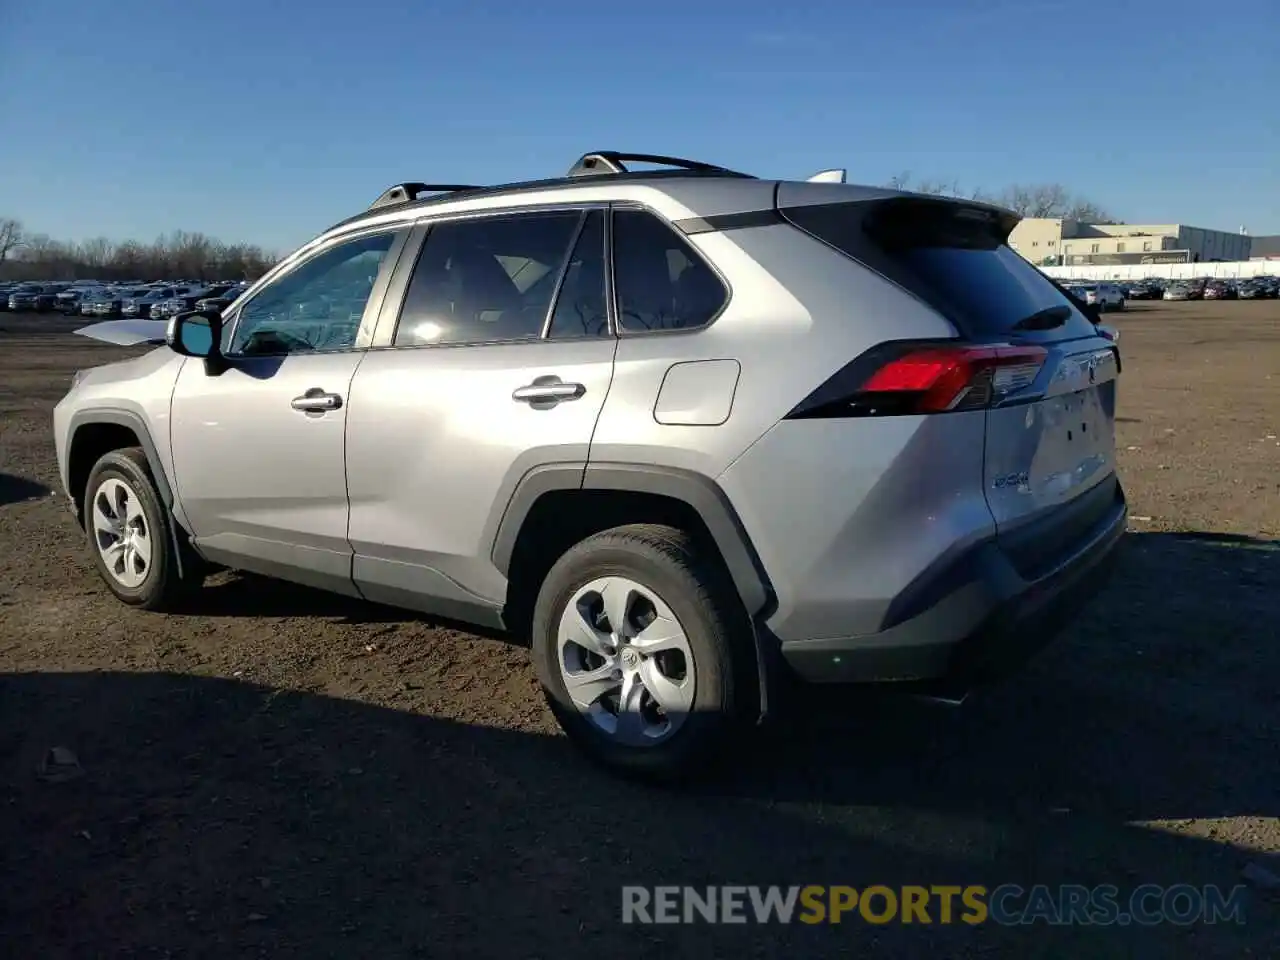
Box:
left=1237, top=279, right=1270, bottom=300
left=92, top=287, right=153, bottom=317
left=195, top=282, right=249, bottom=312
left=7, top=287, right=40, bottom=311
left=122, top=287, right=186, bottom=319
left=57, top=288, right=90, bottom=315
left=151, top=287, right=195, bottom=318
left=1163, top=282, right=1192, bottom=301
left=1125, top=280, right=1162, bottom=300
left=1075, top=282, right=1125, bottom=312
left=158, top=283, right=239, bottom=319
left=8, top=284, right=60, bottom=312
left=1204, top=280, right=1235, bottom=301
left=79, top=291, right=109, bottom=316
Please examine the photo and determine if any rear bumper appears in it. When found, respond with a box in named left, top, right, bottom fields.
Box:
left=780, top=483, right=1127, bottom=686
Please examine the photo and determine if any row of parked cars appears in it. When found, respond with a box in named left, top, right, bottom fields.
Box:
left=1061, top=276, right=1280, bottom=310
left=1161, top=276, right=1280, bottom=301
left=1, top=279, right=249, bottom=320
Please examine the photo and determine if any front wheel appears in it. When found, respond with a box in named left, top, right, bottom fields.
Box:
left=531, top=524, right=754, bottom=782
left=84, top=447, right=204, bottom=610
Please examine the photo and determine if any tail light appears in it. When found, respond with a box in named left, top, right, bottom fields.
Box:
left=786, top=342, right=1048, bottom=419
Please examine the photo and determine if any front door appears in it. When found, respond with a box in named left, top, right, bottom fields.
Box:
left=169, top=228, right=406, bottom=594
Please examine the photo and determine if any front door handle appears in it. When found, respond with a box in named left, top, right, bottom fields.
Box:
left=512, top=375, right=586, bottom=405
left=291, top=388, right=343, bottom=412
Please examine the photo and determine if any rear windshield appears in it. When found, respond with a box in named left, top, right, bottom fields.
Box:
left=782, top=198, right=1098, bottom=340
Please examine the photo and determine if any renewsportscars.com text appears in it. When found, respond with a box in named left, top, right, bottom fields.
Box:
left=621, top=884, right=1247, bottom=926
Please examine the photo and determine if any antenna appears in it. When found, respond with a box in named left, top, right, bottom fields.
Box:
left=806, top=169, right=847, bottom=184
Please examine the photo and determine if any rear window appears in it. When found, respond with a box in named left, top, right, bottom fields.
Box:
left=783, top=198, right=1098, bottom=340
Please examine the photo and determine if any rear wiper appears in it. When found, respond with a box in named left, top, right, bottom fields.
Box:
left=1011, top=305, right=1070, bottom=331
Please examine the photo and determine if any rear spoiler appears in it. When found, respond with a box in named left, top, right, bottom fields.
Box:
left=74, top=319, right=169, bottom=347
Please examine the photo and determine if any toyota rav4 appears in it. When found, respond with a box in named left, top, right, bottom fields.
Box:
left=54, top=152, right=1127, bottom=780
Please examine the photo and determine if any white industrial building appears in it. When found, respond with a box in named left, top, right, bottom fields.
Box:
left=1009, top=219, right=1251, bottom=267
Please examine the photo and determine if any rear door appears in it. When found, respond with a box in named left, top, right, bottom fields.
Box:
left=344, top=207, right=616, bottom=617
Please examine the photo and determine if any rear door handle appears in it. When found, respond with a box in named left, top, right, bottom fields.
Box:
left=291, top=388, right=343, bottom=412
left=512, top=376, right=586, bottom=405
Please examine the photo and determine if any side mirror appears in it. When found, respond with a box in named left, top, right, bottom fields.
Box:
left=166, top=310, right=228, bottom=375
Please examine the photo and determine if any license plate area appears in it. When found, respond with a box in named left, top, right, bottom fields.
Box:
left=983, top=345, right=1118, bottom=532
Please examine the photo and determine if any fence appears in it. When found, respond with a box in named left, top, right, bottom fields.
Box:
left=1041, top=261, right=1278, bottom=282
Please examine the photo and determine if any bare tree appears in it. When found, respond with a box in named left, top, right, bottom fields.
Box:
left=0, top=218, right=24, bottom=263
left=1029, top=184, right=1070, bottom=217
left=879, top=177, right=1112, bottom=221
left=913, top=178, right=962, bottom=197
left=2, top=225, right=279, bottom=283
left=1065, top=200, right=1112, bottom=222
left=994, top=183, right=1112, bottom=221
left=78, top=236, right=116, bottom=272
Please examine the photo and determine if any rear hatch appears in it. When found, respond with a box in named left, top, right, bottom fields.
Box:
left=779, top=192, right=1122, bottom=578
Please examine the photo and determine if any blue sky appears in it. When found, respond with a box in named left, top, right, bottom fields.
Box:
left=1, top=0, right=1276, bottom=253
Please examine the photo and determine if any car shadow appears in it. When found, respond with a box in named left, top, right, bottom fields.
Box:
left=718, top=531, right=1279, bottom=825
left=0, top=472, right=50, bottom=507
left=2, top=666, right=1274, bottom=958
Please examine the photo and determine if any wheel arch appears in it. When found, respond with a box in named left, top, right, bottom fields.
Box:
left=493, top=462, right=773, bottom=618
left=67, top=407, right=175, bottom=524
left=492, top=462, right=777, bottom=720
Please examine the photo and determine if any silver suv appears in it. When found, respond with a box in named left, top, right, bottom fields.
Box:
left=54, top=152, right=1127, bottom=779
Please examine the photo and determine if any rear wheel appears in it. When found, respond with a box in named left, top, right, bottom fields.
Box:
left=531, top=524, right=753, bottom=782
left=84, top=447, right=204, bottom=610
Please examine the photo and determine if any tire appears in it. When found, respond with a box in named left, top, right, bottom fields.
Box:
left=531, top=524, right=754, bottom=782
left=83, top=447, right=204, bottom=610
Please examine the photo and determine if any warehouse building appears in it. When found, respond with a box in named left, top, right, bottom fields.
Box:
left=1009, top=219, right=1251, bottom=266
left=1249, top=235, right=1280, bottom=260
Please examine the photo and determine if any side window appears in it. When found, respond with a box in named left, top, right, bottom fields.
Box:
left=229, top=231, right=396, bottom=356
left=547, top=210, right=609, bottom=339
left=393, top=212, right=582, bottom=346
left=612, top=208, right=727, bottom=333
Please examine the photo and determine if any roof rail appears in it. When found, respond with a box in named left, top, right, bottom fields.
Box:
left=369, top=182, right=482, bottom=210
left=566, top=151, right=754, bottom=179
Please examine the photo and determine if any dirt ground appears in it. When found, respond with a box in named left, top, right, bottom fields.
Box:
left=1, top=302, right=1277, bottom=958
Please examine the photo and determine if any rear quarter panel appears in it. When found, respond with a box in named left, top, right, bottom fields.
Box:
left=590, top=222, right=960, bottom=480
